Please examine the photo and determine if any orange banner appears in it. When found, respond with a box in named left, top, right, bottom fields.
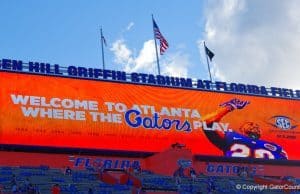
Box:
left=1, top=72, right=300, bottom=160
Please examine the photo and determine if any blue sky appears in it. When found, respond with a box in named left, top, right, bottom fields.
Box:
left=1, top=0, right=300, bottom=89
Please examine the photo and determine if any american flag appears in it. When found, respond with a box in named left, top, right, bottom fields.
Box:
left=153, top=19, right=169, bottom=55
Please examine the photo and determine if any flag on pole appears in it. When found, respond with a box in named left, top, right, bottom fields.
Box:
left=152, top=19, right=169, bottom=55
left=203, top=41, right=214, bottom=82
left=100, top=27, right=106, bottom=69
left=205, top=45, right=214, bottom=61
left=101, top=34, right=107, bottom=47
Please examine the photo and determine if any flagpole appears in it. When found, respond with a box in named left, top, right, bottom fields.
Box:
left=152, top=14, right=161, bottom=75
left=204, top=41, right=212, bottom=82
left=100, top=27, right=105, bottom=70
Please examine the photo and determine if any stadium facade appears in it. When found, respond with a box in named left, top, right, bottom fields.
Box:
left=1, top=58, right=300, bottom=179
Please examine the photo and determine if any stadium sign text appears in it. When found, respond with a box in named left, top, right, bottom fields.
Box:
left=1, top=58, right=299, bottom=99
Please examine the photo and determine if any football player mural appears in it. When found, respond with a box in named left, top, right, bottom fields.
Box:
left=201, top=98, right=288, bottom=160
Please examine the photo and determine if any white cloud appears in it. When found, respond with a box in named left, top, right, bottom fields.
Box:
left=201, top=0, right=300, bottom=89
left=133, top=40, right=157, bottom=73
left=110, top=39, right=134, bottom=71
left=126, top=22, right=134, bottom=31
left=161, top=52, right=189, bottom=77
left=111, top=39, right=190, bottom=77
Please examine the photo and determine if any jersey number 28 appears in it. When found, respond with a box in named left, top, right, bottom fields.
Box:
left=230, top=143, right=275, bottom=159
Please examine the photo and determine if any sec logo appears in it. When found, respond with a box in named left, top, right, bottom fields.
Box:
left=267, top=115, right=298, bottom=130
